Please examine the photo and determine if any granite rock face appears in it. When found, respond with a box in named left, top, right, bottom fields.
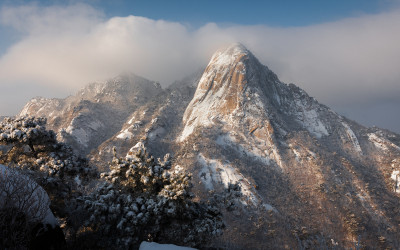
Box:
left=20, top=44, right=400, bottom=249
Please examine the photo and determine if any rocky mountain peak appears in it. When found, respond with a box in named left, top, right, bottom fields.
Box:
left=180, top=43, right=281, bottom=142
left=209, top=42, right=250, bottom=64
left=76, top=73, right=162, bottom=103
left=14, top=42, right=400, bottom=248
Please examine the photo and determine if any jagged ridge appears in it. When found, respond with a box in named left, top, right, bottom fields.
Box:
left=18, top=43, right=400, bottom=249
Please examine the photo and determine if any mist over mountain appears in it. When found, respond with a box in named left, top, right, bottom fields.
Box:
left=1, top=3, right=400, bottom=133
left=16, top=44, right=400, bottom=248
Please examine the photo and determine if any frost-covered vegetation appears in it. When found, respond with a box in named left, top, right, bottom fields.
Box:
left=0, top=117, right=96, bottom=248
left=0, top=116, right=95, bottom=178
left=0, top=117, right=226, bottom=249
left=79, top=145, right=224, bottom=248
left=0, top=117, right=96, bottom=216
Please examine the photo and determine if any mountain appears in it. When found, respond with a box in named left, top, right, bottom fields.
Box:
left=19, top=74, right=162, bottom=156
left=18, top=44, right=400, bottom=249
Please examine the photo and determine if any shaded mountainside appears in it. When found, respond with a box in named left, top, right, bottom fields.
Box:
left=19, top=44, right=400, bottom=249
left=19, top=74, right=162, bottom=156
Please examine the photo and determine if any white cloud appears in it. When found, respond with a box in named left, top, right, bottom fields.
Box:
left=0, top=3, right=399, bottom=132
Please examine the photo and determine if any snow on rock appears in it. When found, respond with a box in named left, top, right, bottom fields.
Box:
left=307, top=150, right=317, bottom=159
left=294, top=99, right=328, bottom=138
left=180, top=42, right=331, bottom=143
left=60, top=117, right=102, bottom=147
left=198, top=154, right=260, bottom=206
left=179, top=123, right=196, bottom=142
left=290, top=146, right=301, bottom=163
left=216, top=134, right=271, bottom=165
left=148, top=127, right=165, bottom=140
left=88, top=120, right=103, bottom=131
left=178, top=80, right=225, bottom=142
left=74, top=175, right=82, bottom=186
left=66, top=125, right=89, bottom=147
left=368, top=133, right=388, bottom=151
left=65, top=116, right=97, bottom=147
left=126, top=142, right=146, bottom=159
left=19, top=97, right=62, bottom=117
left=133, top=121, right=143, bottom=129
left=368, top=133, right=400, bottom=151
left=391, top=170, right=400, bottom=193
left=179, top=44, right=251, bottom=142
left=0, top=164, right=58, bottom=227
left=127, top=116, right=135, bottom=125
left=289, top=144, right=320, bottom=164
left=117, top=127, right=134, bottom=140
left=197, top=155, right=216, bottom=190
left=341, top=121, right=362, bottom=154
left=139, top=241, right=196, bottom=250
left=216, top=132, right=284, bottom=170
left=263, top=203, right=278, bottom=212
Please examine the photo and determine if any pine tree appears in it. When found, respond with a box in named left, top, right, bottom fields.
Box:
left=80, top=144, right=224, bottom=249
left=0, top=116, right=97, bottom=245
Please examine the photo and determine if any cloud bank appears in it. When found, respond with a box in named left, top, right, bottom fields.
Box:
left=0, top=3, right=399, bottom=132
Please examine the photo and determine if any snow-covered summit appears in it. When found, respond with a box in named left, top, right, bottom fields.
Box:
left=17, top=43, right=400, bottom=249
left=77, top=73, right=161, bottom=102
left=18, top=73, right=163, bottom=155
left=181, top=43, right=270, bottom=140
left=208, top=43, right=250, bottom=66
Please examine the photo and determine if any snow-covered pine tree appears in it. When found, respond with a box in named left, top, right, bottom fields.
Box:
left=0, top=116, right=97, bottom=245
left=80, top=144, right=224, bottom=249
left=0, top=117, right=95, bottom=181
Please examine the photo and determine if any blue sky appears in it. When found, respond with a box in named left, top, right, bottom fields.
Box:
left=2, top=0, right=396, bottom=27
left=0, top=0, right=399, bottom=133
left=88, top=0, right=389, bottom=26
left=1, top=0, right=397, bottom=53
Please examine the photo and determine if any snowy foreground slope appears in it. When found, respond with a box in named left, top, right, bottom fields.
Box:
left=0, top=164, right=58, bottom=227
left=19, top=43, right=400, bottom=249
left=139, top=241, right=196, bottom=250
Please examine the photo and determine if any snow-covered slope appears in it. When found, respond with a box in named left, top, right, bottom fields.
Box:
left=176, top=43, right=400, bottom=248
left=181, top=43, right=332, bottom=141
left=139, top=241, right=196, bottom=250
left=87, top=70, right=201, bottom=169
left=19, top=73, right=162, bottom=155
left=18, top=43, right=400, bottom=249
left=0, top=164, right=58, bottom=227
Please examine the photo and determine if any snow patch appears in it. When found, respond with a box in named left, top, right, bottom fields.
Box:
left=198, top=154, right=259, bottom=206
left=341, top=122, right=362, bottom=154
left=88, top=120, right=103, bottom=131
left=179, top=124, right=195, bottom=142
left=117, top=127, right=133, bottom=140
left=140, top=241, right=196, bottom=250
left=66, top=126, right=89, bottom=147
left=291, top=148, right=301, bottom=162
left=263, top=203, right=278, bottom=212
left=126, top=142, right=146, bottom=159
left=127, top=116, right=135, bottom=125
left=307, top=150, right=317, bottom=159
left=148, top=127, right=165, bottom=140
left=74, top=175, right=82, bottom=186
left=179, top=80, right=226, bottom=141
left=294, top=100, right=328, bottom=138
left=218, top=134, right=268, bottom=162
left=216, top=133, right=280, bottom=166
left=391, top=170, right=400, bottom=193
left=179, top=46, right=250, bottom=142
left=0, top=165, right=58, bottom=227
left=368, top=133, right=400, bottom=151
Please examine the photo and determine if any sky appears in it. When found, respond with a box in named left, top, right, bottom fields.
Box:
left=0, top=0, right=399, bottom=133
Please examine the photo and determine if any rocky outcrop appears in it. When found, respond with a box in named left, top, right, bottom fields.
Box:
left=19, top=44, right=400, bottom=249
